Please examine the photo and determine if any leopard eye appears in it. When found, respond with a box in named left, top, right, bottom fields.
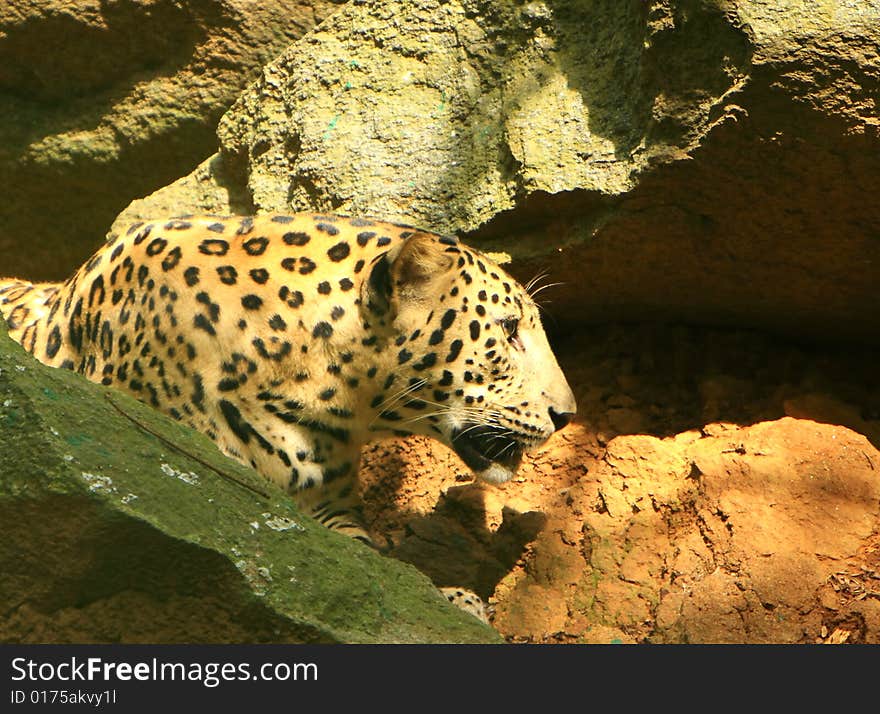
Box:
left=499, top=317, right=522, bottom=349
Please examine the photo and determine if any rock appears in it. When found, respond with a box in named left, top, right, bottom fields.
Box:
left=0, top=0, right=346, bottom=282
left=0, top=321, right=500, bottom=644
left=4, top=0, right=879, bottom=645
left=120, top=0, right=880, bottom=343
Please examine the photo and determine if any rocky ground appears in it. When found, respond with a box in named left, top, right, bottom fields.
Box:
left=361, top=325, right=880, bottom=643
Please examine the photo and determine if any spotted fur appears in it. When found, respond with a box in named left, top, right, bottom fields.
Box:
left=1, top=213, right=576, bottom=554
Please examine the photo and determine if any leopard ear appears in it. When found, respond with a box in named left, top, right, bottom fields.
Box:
left=388, top=231, right=456, bottom=299
left=361, top=232, right=455, bottom=317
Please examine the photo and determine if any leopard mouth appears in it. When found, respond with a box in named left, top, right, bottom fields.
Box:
left=450, top=423, right=525, bottom=482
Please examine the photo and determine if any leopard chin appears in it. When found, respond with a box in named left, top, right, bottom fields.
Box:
left=475, top=462, right=517, bottom=485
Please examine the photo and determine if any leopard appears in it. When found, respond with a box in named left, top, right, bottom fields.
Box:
left=0, top=213, right=577, bottom=622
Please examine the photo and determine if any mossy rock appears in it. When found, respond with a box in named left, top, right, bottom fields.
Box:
left=0, top=321, right=500, bottom=644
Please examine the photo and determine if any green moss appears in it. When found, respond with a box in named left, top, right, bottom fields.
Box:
left=0, top=322, right=500, bottom=643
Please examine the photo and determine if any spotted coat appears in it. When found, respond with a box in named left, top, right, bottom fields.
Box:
left=1, top=214, right=576, bottom=541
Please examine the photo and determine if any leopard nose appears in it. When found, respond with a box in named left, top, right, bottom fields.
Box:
left=548, top=407, right=574, bottom=432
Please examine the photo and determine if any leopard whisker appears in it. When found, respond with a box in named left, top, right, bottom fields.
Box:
left=377, top=377, right=427, bottom=410
left=528, top=281, right=564, bottom=299
left=524, top=270, right=550, bottom=296
left=488, top=438, right=519, bottom=461
left=402, top=407, right=503, bottom=427
left=367, top=377, right=429, bottom=427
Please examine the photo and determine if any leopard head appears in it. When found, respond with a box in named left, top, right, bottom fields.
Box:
left=362, top=231, right=576, bottom=484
